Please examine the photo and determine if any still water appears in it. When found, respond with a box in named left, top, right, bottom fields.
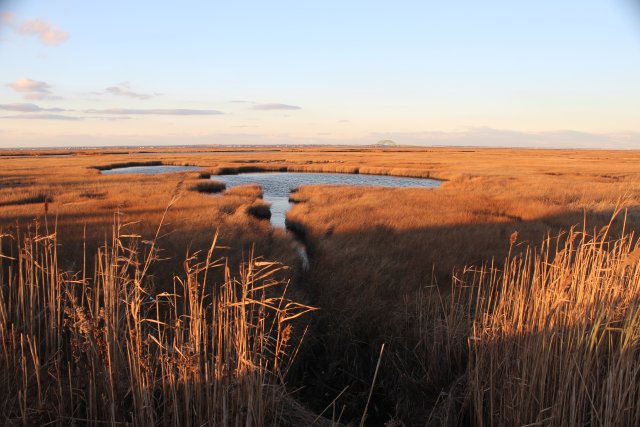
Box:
left=214, top=172, right=440, bottom=228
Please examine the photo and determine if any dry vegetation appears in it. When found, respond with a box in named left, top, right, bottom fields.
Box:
left=0, top=221, right=316, bottom=425
left=1, top=146, right=640, bottom=425
left=465, top=221, right=640, bottom=426
left=0, top=152, right=302, bottom=287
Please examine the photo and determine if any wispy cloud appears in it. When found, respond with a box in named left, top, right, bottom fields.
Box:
left=0, top=12, right=15, bottom=25
left=18, top=19, right=69, bottom=46
left=2, top=113, right=81, bottom=121
left=84, top=108, right=223, bottom=116
left=0, top=103, right=66, bottom=113
left=105, top=83, right=160, bottom=100
left=252, top=103, right=301, bottom=111
left=8, top=78, right=51, bottom=93
left=1, top=13, right=69, bottom=46
left=92, top=116, right=133, bottom=121
left=0, top=102, right=223, bottom=119
left=6, top=78, right=61, bottom=100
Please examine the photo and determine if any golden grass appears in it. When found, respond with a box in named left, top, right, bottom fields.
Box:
left=2, top=146, right=640, bottom=424
left=0, top=155, right=294, bottom=287
left=0, top=217, right=316, bottom=425
left=286, top=186, right=639, bottom=422
left=223, top=184, right=264, bottom=199
left=464, top=218, right=640, bottom=426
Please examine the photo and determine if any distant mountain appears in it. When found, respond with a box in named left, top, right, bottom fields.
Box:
left=372, top=139, right=397, bottom=147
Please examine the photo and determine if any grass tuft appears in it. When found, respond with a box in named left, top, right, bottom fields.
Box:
left=191, top=180, right=226, bottom=194
left=93, top=160, right=164, bottom=171
left=246, top=202, right=272, bottom=220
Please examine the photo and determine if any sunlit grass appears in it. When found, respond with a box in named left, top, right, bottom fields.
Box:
left=0, top=217, right=315, bottom=425
left=465, top=216, right=640, bottom=426
left=2, top=146, right=640, bottom=424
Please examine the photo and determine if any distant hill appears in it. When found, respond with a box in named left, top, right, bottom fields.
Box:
left=372, top=139, right=397, bottom=147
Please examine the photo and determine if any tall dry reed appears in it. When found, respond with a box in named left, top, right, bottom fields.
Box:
left=0, top=217, right=315, bottom=426
left=464, top=217, right=640, bottom=426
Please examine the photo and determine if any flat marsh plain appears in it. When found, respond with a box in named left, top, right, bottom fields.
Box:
left=1, top=146, right=640, bottom=425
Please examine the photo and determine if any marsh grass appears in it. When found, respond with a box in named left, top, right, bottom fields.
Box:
left=3, top=147, right=640, bottom=424
left=462, top=217, right=640, bottom=426
left=288, top=210, right=640, bottom=425
left=0, top=193, right=53, bottom=207
left=0, top=217, right=315, bottom=425
left=92, top=160, right=164, bottom=170
left=224, top=184, right=264, bottom=199
left=192, top=181, right=226, bottom=194
left=246, top=202, right=272, bottom=221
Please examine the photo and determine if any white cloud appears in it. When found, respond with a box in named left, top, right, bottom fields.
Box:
left=84, top=108, right=223, bottom=116
left=18, top=19, right=69, bottom=46
left=0, top=12, right=15, bottom=25
left=105, top=83, right=159, bottom=100
left=0, top=13, right=68, bottom=46
left=2, top=113, right=81, bottom=121
left=7, top=78, right=51, bottom=93
left=0, top=103, right=66, bottom=112
left=0, top=102, right=224, bottom=119
left=92, top=116, right=133, bottom=121
left=253, top=103, right=301, bottom=111
left=6, top=78, right=60, bottom=100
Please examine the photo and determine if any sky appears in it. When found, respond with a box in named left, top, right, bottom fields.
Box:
left=1, top=0, right=640, bottom=148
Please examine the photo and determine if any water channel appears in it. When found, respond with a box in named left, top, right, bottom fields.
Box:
left=213, top=172, right=441, bottom=228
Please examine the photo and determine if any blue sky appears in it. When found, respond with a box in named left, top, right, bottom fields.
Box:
left=1, top=0, right=640, bottom=148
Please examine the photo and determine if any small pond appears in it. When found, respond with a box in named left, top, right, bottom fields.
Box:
left=100, top=165, right=201, bottom=175
left=213, top=172, right=440, bottom=228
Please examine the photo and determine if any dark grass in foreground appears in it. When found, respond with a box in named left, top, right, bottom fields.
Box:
left=289, top=214, right=640, bottom=425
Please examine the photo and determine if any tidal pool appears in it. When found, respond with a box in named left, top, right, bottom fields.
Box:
left=213, top=172, right=440, bottom=228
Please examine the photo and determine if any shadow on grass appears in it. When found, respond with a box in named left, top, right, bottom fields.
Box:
left=0, top=194, right=53, bottom=207
left=191, top=180, right=226, bottom=194
left=2, top=198, right=638, bottom=425
left=285, top=207, right=640, bottom=424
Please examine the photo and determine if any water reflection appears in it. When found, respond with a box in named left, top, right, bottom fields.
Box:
left=215, top=172, right=440, bottom=228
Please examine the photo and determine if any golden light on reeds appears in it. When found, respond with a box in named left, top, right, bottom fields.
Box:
left=466, top=219, right=640, bottom=426
left=1, top=147, right=640, bottom=424
left=0, top=218, right=315, bottom=425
